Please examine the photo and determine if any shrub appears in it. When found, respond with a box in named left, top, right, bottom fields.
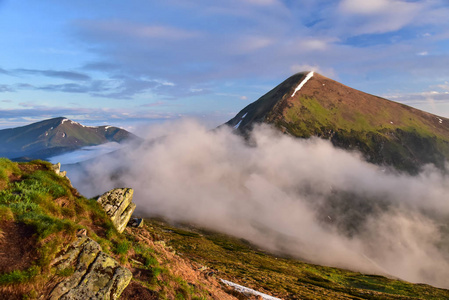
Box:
left=115, top=240, right=131, bottom=255
left=0, top=205, right=14, bottom=221
left=0, top=266, right=39, bottom=285
left=19, top=212, right=76, bottom=240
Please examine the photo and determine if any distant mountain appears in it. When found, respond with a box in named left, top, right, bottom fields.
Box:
left=226, top=71, right=449, bottom=173
left=0, top=117, right=137, bottom=160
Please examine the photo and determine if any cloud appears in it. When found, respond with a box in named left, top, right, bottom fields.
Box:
left=241, top=0, right=280, bottom=6
left=16, top=69, right=91, bottom=81
left=417, top=51, right=429, bottom=56
left=337, top=0, right=421, bottom=35
left=340, top=0, right=406, bottom=15
left=22, top=77, right=170, bottom=99
left=0, top=84, right=14, bottom=92
left=295, top=38, right=336, bottom=52
left=335, top=0, right=449, bottom=38
left=66, top=120, right=449, bottom=288
left=436, top=82, right=449, bottom=91
left=82, top=62, right=120, bottom=72
left=0, top=105, right=179, bottom=130
left=290, top=64, right=337, bottom=78
left=1, top=0, right=448, bottom=119
left=75, top=20, right=200, bottom=41
left=383, top=90, right=449, bottom=110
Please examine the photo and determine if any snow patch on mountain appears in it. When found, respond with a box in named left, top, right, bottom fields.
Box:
left=291, top=71, right=314, bottom=97
left=220, top=279, right=281, bottom=300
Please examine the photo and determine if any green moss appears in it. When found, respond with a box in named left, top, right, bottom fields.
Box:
left=20, top=212, right=77, bottom=239
left=0, top=266, right=39, bottom=285
left=56, top=266, right=75, bottom=277
left=0, top=158, right=20, bottom=181
left=115, top=240, right=131, bottom=255
left=0, top=205, right=15, bottom=221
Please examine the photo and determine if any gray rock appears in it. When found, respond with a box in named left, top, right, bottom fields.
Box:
left=128, top=218, right=144, bottom=228
left=97, top=188, right=136, bottom=233
left=51, top=162, right=67, bottom=178
left=50, top=236, right=132, bottom=300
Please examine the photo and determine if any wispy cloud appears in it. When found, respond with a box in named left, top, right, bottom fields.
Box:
left=15, top=68, right=91, bottom=81
left=2, top=0, right=449, bottom=123
left=0, top=84, right=14, bottom=92
left=75, top=20, right=201, bottom=41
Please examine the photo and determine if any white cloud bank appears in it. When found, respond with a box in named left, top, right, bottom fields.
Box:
left=66, top=120, right=449, bottom=288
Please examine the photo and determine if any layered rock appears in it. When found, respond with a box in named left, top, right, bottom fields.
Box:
left=50, top=234, right=132, bottom=300
left=97, top=188, right=136, bottom=233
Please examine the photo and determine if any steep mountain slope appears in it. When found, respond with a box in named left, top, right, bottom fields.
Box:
left=0, top=117, right=137, bottom=160
left=226, top=72, right=449, bottom=173
left=2, top=159, right=449, bottom=299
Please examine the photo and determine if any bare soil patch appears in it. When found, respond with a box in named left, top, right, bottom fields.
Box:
left=121, top=281, right=159, bottom=300
left=0, top=221, right=37, bottom=273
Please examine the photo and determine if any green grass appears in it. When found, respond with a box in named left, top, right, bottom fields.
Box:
left=0, top=159, right=118, bottom=292
left=276, top=95, right=449, bottom=173
left=144, top=219, right=449, bottom=300
left=0, top=267, right=39, bottom=285
left=115, top=240, right=131, bottom=255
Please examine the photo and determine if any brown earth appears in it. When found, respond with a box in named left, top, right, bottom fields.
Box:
left=0, top=221, right=37, bottom=273
left=121, top=281, right=159, bottom=300
left=130, top=227, right=237, bottom=300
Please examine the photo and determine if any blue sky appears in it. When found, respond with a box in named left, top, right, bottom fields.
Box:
left=1, top=0, right=449, bottom=130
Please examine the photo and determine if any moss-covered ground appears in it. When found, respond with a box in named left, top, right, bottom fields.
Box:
left=144, top=219, right=449, bottom=300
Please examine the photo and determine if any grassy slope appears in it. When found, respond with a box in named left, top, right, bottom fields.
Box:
left=275, top=74, right=449, bottom=173
left=2, top=159, right=449, bottom=299
left=0, top=159, right=214, bottom=300
left=145, top=219, right=449, bottom=300
left=227, top=72, right=449, bottom=173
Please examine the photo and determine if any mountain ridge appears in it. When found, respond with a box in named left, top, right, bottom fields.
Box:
left=0, top=117, right=137, bottom=161
left=227, top=71, right=449, bottom=173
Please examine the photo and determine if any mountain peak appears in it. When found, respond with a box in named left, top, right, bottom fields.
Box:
left=0, top=117, right=137, bottom=161
left=226, top=72, right=449, bottom=173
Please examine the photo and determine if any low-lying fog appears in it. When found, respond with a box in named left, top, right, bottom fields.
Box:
left=49, top=142, right=122, bottom=165
left=64, top=120, right=449, bottom=288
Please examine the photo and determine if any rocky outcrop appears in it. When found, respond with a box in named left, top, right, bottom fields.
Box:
left=50, top=234, right=132, bottom=300
left=51, top=163, right=67, bottom=178
left=97, top=188, right=136, bottom=233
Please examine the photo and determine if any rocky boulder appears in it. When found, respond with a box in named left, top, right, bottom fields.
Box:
left=50, top=234, right=132, bottom=300
left=97, top=188, right=136, bottom=233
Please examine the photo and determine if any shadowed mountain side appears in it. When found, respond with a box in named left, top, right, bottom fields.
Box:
left=0, top=117, right=139, bottom=161
left=226, top=72, right=449, bottom=173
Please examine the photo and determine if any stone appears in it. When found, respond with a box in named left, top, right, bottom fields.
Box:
left=51, top=162, right=71, bottom=187
left=51, top=163, right=62, bottom=176
left=128, top=218, right=144, bottom=228
left=50, top=236, right=132, bottom=300
left=76, top=228, right=87, bottom=237
left=97, top=188, right=136, bottom=233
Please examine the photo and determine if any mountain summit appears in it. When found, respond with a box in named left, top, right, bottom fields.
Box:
left=0, top=117, right=136, bottom=160
left=226, top=71, right=449, bottom=173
